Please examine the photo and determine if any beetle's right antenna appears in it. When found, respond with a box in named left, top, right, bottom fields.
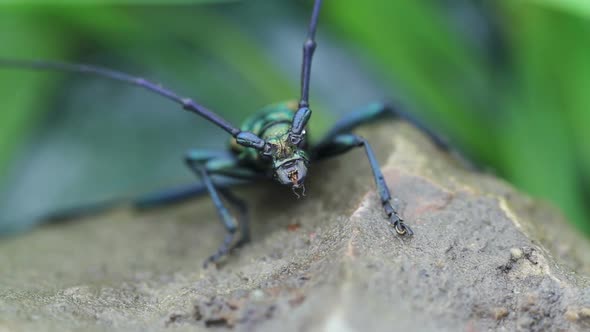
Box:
left=298, top=0, right=322, bottom=110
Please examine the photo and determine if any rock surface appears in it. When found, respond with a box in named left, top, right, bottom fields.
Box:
left=1, top=123, right=590, bottom=332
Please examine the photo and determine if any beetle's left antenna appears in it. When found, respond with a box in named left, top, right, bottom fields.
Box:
left=0, top=59, right=242, bottom=137
left=298, top=0, right=322, bottom=110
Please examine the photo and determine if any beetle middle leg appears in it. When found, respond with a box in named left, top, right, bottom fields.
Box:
left=133, top=177, right=247, bottom=210
left=183, top=149, right=259, bottom=266
left=319, top=101, right=450, bottom=150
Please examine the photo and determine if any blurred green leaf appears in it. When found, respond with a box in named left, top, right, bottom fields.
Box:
left=1, top=0, right=235, bottom=4
left=325, top=0, right=495, bottom=163
left=525, top=0, right=590, bottom=19
left=498, top=1, right=590, bottom=231
left=0, top=11, right=67, bottom=181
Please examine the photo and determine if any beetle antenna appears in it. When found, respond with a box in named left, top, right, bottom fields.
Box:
left=0, top=59, right=242, bottom=136
left=298, top=0, right=322, bottom=109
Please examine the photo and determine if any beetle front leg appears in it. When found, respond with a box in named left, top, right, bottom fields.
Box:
left=183, top=150, right=259, bottom=267
left=312, top=134, right=413, bottom=236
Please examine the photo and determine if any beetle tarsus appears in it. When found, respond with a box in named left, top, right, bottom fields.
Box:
left=390, top=214, right=413, bottom=236
left=203, top=233, right=235, bottom=268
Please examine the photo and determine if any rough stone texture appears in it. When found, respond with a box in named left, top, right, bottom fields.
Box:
left=1, top=122, right=590, bottom=332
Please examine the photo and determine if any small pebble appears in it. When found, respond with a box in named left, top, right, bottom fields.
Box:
left=251, top=289, right=265, bottom=300
left=579, top=307, right=590, bottom=319
left=517, top=316, right=533, bottom=328
left=510, top=248, right=523, bottom=261
left=492, top=307, right=509, bottom=320
left=564, top=308, right=579, bottom=322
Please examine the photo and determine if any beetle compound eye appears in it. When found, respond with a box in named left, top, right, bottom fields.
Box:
left=262, top=143, right=276, bottom=157
left=289, top=130, right=306, bottom=147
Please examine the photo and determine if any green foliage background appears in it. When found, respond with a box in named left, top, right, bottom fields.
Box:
left=0, top=0, right=589, bottom=234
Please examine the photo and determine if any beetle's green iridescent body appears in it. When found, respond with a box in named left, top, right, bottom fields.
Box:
left=230, top=101, right=302, bottom=166
left=230, top=101, right=310, bottom=188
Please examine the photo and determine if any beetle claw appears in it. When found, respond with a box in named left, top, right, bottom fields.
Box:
left=390, top=215, right=413, bottom=236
